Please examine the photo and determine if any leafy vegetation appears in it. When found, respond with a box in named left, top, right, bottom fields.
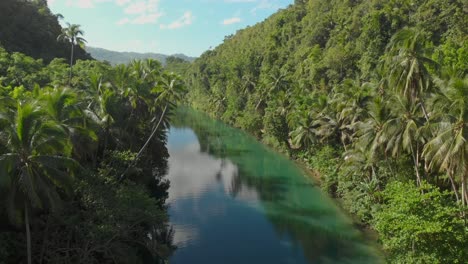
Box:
left=187, top=0, right=468, bottom=262
left=0, top=0, right=91, bottom=63
left=0, top=27, right=185, bottom=263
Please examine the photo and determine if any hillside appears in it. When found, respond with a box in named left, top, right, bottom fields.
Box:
left=0, top=0, right=91, bottom=62
left=187, top=0, right=468, bottom=262
left=87, top=46, right=196, bottom=65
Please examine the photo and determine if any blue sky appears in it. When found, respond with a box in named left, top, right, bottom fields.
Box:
left=47, top=0, right=292, bottom=57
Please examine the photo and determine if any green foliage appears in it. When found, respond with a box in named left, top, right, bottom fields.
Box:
left=373, top=181, right=468, bottom=263
left=186, top=0, right=468, bottom=262
left=165, top=56, right=192, bottom=76
left=0, top=0, right=91, bottom=62
left=302, top=145, right=340, bottom=195
left=0, top=44, right=184, bottom=262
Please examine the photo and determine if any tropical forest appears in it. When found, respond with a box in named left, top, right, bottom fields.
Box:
left=0, top=0, right=467, bottom=263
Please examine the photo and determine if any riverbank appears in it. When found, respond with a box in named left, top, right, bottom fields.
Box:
left=292, top=153, right=381, bottom=243
left=265, top=140, right=383, bottom=246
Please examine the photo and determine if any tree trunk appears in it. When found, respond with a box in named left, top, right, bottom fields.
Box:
left=448, top=171, right=460, bottom=203
left=462, top=173, right=468, bottom=207
left=119, top=104, right=168, bottom=181
left=69, top=43, right=74, bottom=84
left=420, top=98, right=430, bottom=123
left=25, top=202, right=32, bottom=264
left=39, top=215, right=50, bottom=264
left=410, top=144, right=422, bottom=187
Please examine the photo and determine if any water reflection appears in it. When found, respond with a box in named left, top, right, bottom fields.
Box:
left=166, top=109, right=382, bottom=264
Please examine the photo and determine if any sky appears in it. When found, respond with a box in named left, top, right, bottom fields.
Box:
left=47, top=0, right=293, bottom=57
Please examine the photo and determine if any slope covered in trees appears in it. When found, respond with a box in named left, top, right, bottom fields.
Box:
left=0, top=0, right=91, bottom=62
left=187, top=0, right=468, bottom=262
left=0, top=1, right=190, bottom=262
left=0, top=46, right=185, bottom=262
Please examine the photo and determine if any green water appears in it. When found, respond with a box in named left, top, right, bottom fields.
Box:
left=166, top=109, right=382, bottom=263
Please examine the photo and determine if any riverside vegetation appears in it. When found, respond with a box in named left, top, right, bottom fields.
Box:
left=0, top=46, right=185, bottom=263
left=1, top=0, right=467, bottom=263
left=186, top=0, right=468, bottom=263
left=0, top=2, right=186, bottom=262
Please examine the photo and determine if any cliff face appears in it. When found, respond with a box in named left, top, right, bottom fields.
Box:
left=0, top=0, right=92, bottom=63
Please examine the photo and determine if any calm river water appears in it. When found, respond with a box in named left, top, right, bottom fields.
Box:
left=166, top=109, right=382, bottom=264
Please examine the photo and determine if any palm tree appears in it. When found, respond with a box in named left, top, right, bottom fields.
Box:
left=308, top=80, right=372, bottom=149
left=120, top=72, right=185, bottom=180
left=384, top=27, right=438, bottom=121
left=290, top=111, right=317, bottom=150
left=423, top=76, right=468, bottom=206
left=354, top=97, right=391, bottom=160
left=288, top=91, right=327, bottom=150
left=255, top=69, right=288, bottom=111
left=85, top=87, right=117, bottom=157
left=39, top=87, right=98, bottom=161
left=0, top=99, right=78, bottom=264
left=382, top=94, right=425, bottom=186
left=57, top=23, right=87, bottom=83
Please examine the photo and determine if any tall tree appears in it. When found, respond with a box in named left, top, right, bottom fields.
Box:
left=382, top=95, right=425, bottom=186
left=384, top=27, right=438, bottom=121
left=120, top=72, right=185, bottom=180
left=354, top=97, right=391, bottom=160
left=57, top=23, right=87, bottom=83
left=423, top=76, right=468, bottom=206
left=0, top=99, right=77, bottom=264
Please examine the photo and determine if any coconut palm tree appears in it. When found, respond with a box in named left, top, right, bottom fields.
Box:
left=382, top=94, right=425, bottom=186
left=313, top=81, right=371, bottom=149
left=423, top=76, right=468, bottom=206
left=120, top=73, right=185, bottom=180
left=384, top=27, right=438, bottom=121
left=84, top=87, right=117, bottom=157
left=290, top=111, right=317, bottom=150
left=39, top=87, right=98, bottom=161
left=0, top=99, right=78, bottom=264
left=57, top=23, right=87, bottom=83
left=354, top=97, right=391, bottom=160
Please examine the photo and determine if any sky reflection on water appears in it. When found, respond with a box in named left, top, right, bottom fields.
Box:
left=165, top=112, right=382, bottom=264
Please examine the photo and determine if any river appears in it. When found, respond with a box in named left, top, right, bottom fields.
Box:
left=165, top=109, right=382, bottom=264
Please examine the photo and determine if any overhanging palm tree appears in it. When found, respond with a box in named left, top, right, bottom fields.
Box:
left=119, top=73, right=186, bottom=180
left=57, top=23, right=87, bottom=83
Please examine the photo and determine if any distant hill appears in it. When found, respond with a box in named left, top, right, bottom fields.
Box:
left=86, top=47, right=196, bottom=65
left=0, top=0, right=91, bottom=62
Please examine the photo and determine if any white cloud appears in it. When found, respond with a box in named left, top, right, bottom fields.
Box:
left=132, top=12, right=163, bottom=24
left=116, top=12, right=162, bottom=25
left=64, top=0, right=111, bottom=8
left=124, top=2, right=147, bottom=14
left=66, top=0, right=95, bottom=8
left=115, top=0, right=131, bottom=5
left=117, top=0, right=162, bottom=25
left=160, top=11, right=193, bottom=30
left=116, top=18, right=130, bottom=25
left=222, top=17, right=241, bottom=25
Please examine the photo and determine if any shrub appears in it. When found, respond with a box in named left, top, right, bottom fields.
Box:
left=373, top=181, right=468, bottom=263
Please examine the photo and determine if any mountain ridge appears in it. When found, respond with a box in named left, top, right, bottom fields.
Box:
left=87, top=46, right=196, bottom=65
